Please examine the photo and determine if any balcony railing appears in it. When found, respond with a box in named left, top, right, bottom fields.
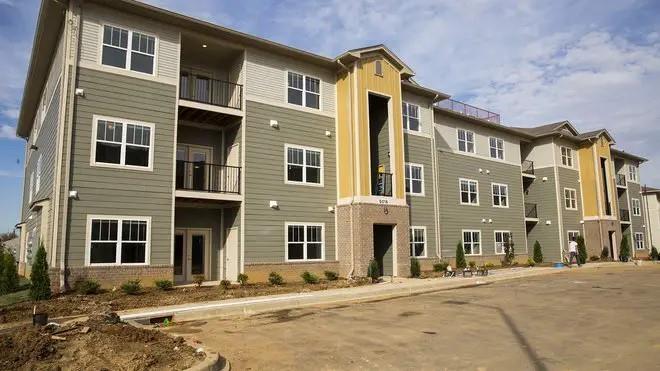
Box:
left=616, top=174, right=627, bottom=187
left=176, top=160, right=241, bottom=194
left=435, top=98, right=500, bottom=124
left=525, top=203, right=538, bottom=219
left=619, top=209, right=630, bottom=222
left=179, top=72, right=242, bottom=110
left=373, top=172, right=393, bottom=197
left=522, top=160, right=535, bottom=175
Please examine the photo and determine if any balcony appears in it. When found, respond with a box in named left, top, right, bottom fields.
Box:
left=522, top=160, right=535, bottom=177
left=616, top=174, right=627, bottom=188
left=619, top=209, right=631, bottom=223
left=525, top=203, right=538, bottom=222
left=435, top=98, right=501, bottom=124
left=175, top=160, right=241, bottom=201
left=373, top=172, right=393, bottom=197
left=179, top=73, right=242, bottom=110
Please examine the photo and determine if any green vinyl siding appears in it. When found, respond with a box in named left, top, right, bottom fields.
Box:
left=557, top=167, right=583, bottom=246
left=525, top=167, right=562, bottom=262
left=404, top=133, right=436, bottom=258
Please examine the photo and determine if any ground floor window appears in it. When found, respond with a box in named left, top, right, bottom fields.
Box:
left=286, top=223, right=324, bottom=261
left=462, top=230, right=481, bottom=255
left=410, top=227, right=426, bottom=257
left=634, top=232, right=645, bottom=250
left=494, top=231, right=511, bottom=255
left=568, top=231, right=580, bottom=242
left=87, top=215, right=150, bottom=265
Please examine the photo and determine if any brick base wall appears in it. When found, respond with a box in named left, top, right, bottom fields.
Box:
left=65, top=265, right=174, bottom=290
left=244, top=261, right=341, bottom=282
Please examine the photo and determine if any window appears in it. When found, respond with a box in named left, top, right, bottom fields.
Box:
left=87, top=216, right=150, bottom=265
left=374, top=60, right=383, bottom=76
left=28, top=171, right=34, bottom=203
left=489, top=137, right=504, bottom=160
left=92, top=116, right=154, bottom=170
left=568, top=231, right=580, bottom=243
left=35, top=154, right=42, bottom=194
left=459, top=179, right=479, bottom=205
left=631, top=198, right=641, bottom=216
left=287, top=72, right=320, bottom=109
left=285, top=145, right=322, bottom=185
left=628, top=165, right=638, bottom=182
left=102, top=25, right=155, bottom=74
left=405, top=163, right=424, bottom=195
left=457, top=129, right=475, bottom=153
left=286, top=223, right=324, bottom=261
left=561, top=146, right=573, bottom=167
left=634, top=232, right=645, bottom=250
left=410, top=227, right=426, bottom=257
left=463, top=230, right=481, bottom=255
left=402, top=102, right=420, bottom=132
left=492, top=183, right=508, bottom=208
left=494, top=231, right=511, bottom=255
left=564, top=188, right=577, bottom=210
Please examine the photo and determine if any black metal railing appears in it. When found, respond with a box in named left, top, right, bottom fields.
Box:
left=373, top=172, right=393, bottom=197
left=522, top=160, right=535, bottom=175
left=179, top=72, right=243, bottom=110
left=435, top=98, right=501, bottom=124
left=616, top=174, right=627, bottom=187
left=525, top=203, right=538, bottom=219
left=176, top=160, right=241, bottom=194
left=619, top=209, right=630, bottom=222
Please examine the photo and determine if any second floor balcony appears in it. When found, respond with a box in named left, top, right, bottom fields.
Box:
left=373, top=172, right=393, bottom=197
left=619, top=208, right=631, bottom=223
left=522, top=160, right=535, bottom=177
left=176, top=160, right=241, bottom=201
left=525, top=203, right=538, bottom=221
left=179, top=73, right=242, bottom=111
left=616, top=174, right=627, bottom=188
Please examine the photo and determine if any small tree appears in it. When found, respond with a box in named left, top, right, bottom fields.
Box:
left=455, top=242, right=467, bottom=269
left=601, top=247, right=610, bottom=260
left=577, top=235, right=587, bottom=265
left=410, top=258, right=421, bottom=278
left=502, top=235, right=515, bottom=266
left=619, top=236, right=631, bottom=262
left=651, top=246, right=659, bottom=261
left=0, top=251, right=18, bottom=294
left=29, top=241, right=51, bottom=301
left=533, top=240, right=543, bottom=264
left=367, top=259, right=380, bottom=282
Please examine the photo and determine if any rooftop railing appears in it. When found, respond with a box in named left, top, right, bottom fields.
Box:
left=435, top=98, right=501, bottom=124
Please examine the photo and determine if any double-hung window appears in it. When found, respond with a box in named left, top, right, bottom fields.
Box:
left=410, top=227, right=426, bottom=258
left=405, top=163, right=424, bottom=195
left=564, top=188, right=577, bottom=210
left=460, top=179, right=479, bottom=205
left=102, top=25, right=156, bottom=74
left=28, top=171, right=34, bottom=203
left=35, top=154, right=42, bottom=194
left=402, top=102, right=420, bottom=132
left=634, top=233, right=645, bottom=250
left=287, top=72, right=320, bottom=109
left=628, top=165, right=638, bottom=182
left=631, top=198, right=641, bottom=216
left=463, top=230, right=481, bottom=255
left=561, top=147, right=573, bottom=167
left=568, top=231, right=580, bottom=243
left=285, top=145, right=322, bottom=185
left=286, top=223, right=324, bottom=261
left=492, top=183, right=508, bottom=207
left=494, top=231, right=511, bottom=255
left=489, top=137, right=504, bottom=160
left=93, top=116, right=154, bottom=170
left=87, top=216, right=150, bottom=265
left=457, top=129, right=475, bottom=153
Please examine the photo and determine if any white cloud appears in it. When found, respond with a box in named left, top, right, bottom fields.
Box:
left=1, top=107, right=19, bottom=119
left=0, top=170, right=20, bottom=178
left=0, top=124, right=17, bottom=140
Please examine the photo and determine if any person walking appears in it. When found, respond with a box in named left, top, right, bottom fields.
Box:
left=568, top=238, right=581, bottom=267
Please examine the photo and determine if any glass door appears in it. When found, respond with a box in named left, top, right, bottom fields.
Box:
left=174, top=231, right=185, bottom=283
left=188, top=230, right=210, bottom=280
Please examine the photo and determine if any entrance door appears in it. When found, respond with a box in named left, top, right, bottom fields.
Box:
left=225, top=227, right=239, bottom=281
left=174, top=229, right=211, bottom=283
left=373, top=225, right=394, bottom=276
left=177, top=145, right=213, bottom=191
left=174, top=230, right=185, bottom=283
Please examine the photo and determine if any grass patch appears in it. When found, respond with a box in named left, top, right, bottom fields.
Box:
left=0, top=288, right=30, bottom=307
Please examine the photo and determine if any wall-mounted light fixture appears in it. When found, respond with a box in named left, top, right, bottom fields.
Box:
left=269, top=120, right=279, bottom=129
left=269, top=200, right=279, bottom=209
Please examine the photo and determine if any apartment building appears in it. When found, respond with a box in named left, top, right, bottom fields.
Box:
left=14, top=0, right=651, bottom=290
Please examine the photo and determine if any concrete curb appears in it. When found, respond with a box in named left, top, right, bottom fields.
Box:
left=184, top=353, right=230, bottom=371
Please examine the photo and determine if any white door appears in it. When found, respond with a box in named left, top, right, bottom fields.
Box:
left=225, top=227, right=239, bottom=281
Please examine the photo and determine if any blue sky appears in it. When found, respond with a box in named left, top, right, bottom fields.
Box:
left=1, top=0, right=659, bottom=232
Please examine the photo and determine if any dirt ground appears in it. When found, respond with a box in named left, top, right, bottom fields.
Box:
left=0, top=312, right=204, bottom=370
left=0, top=279, right=368, bottom=324
left=163, top=265, right=660, bottom=370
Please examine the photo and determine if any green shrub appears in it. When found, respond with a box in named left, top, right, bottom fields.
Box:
left=533, top=240, right=543, bottom=264
left=74, top=278, right=101, bottom=295
left=29, top=242, right=51, bottom=301
left=301, top=271, right=319, bottom=284
left=367, top=260, right=380, bottom=282
left=121, top=279, right=142, bottom=295
left=433, top=261, right=449, bottom=272
left=455, top=242, right=467, bottom=269
left=601, top=247, right=610, bottom=260
left=484, top=262, right=495, bottom=269
left=577, top=236, right=587, bottom=264
left=220, top=280, right=232, bottom=289
left=589, top=255, right=600, bottom=262
left=619, top=236, right=631, bottom=262
left=527, top=257, right=536, bottom=267
left=192, top=275, right=205, bottom=287
left=323, top=271, right=339, bottom=281
left=268, top=272, right=284, bottom=286
left=154, top=279, right=174, bottom=291
left=502, top=237, right=516, bottom=266
left=237, top=273, right=249, bottom=286
left=651, top=246, right=659, bottom=261
left=468, top=261, right=476, bottom=269
left=0, top=252, right=19, bottom=295
left=410, top=258, right=421, bottom=278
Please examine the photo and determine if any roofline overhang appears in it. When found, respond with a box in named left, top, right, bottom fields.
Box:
left=611, top=148, right=648, bottom=163
left=401, top=80, right=450, bottom=102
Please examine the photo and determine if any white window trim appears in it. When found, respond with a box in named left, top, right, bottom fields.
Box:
left=402, top=101, right=421, bottom=133
left=284, top=222, right=326, bottom=262
left=84, top=214, right=151, bottom=266
left=410, top=226, right=427, bottom=258
left=459, top=178, right=479, bottom=206
left=488, top=137, right=505, bottom=160
left=35, top=154, right=42, bottom=194
left=560, top=146, right=574, bottom=168
left=99, top=23, right=158, bottom=77
left=564, top=187, right=578, bottom=210
left=628, top=165, right=638, bottom=183
left=567, top=230, right=580, bottom=242
left=285, top=70, right=322, bottom=110
left=90, top=114, right=155, bottom=172
left=284, top=144, right=324, bottom=187
left=631, top=198, right=641, bottom=216
left=28, top=171, right=34, bottom=203
left=405, top=162, right=425, bottom=196
left=462, top=229, right=482, bottom=256
left=457, top=128, right=476, bottom=154
left=494, top=230, right=511, bottom=255
left=491, top=182, right=509, bottom=208
left=634, top=232, right=645, bottom=250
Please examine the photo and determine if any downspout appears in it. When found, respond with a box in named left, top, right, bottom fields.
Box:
left=429, top=96, right=442, bottom=260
